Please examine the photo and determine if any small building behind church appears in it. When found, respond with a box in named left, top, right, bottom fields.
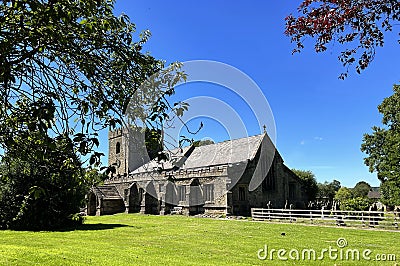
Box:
left=87, top=128, right=308, bottom=216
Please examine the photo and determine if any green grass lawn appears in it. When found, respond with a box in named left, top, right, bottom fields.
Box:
left=0, top=214, right=399, bottom=265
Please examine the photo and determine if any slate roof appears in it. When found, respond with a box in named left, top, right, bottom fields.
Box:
left=131, top=134, right=266, bottom=174
left=367, top=191, right=381, bottom=199
left=367, top=187, right=381, bottom=199
left=92, top=185, right=122, bottom=200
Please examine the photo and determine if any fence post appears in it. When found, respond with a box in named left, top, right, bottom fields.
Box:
left=361, top=212, right=365, bottom=227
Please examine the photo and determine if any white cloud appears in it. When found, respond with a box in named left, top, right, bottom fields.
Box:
left=314, top=136, right=323, bottom=141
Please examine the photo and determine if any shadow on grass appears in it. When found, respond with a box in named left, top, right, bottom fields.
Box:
left=57, top=223, right=138, bottom=232
left=7, top=223, right=138, bottom=232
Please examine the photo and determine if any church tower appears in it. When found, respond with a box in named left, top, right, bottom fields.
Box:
left=108, top=127, right=151, bottom=176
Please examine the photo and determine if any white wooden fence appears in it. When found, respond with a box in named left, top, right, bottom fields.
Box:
left=251, top=208, right=399, bottom=229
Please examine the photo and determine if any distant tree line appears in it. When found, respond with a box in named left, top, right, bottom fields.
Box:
left=293, top=169, right=380, bottom=211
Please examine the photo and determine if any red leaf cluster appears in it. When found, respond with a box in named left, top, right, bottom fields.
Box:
left=285, top=0, right=400, bottom=78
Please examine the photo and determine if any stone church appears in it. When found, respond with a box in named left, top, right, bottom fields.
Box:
left=86, top=128, right=308, bottom=216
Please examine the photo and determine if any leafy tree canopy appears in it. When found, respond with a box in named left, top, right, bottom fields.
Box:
left=340, top=196, right=371, bottom=211
left=380, top=180, right=400, bottom=206
left=292, top=169, right=318, bottom=200
left=0, top=0, right=183, bottom=229
left=352, top=181, right=372, bottom=198
left=193, top=139, right=215, bottom=147
left=285, top=0, right=400, bottom=78
left=334, top=186, right=353, bottom=202
left=361, top=85, right=400, bottom=206
left=0, top=131, right=89, bottom=229
left=361, top=85, right=400, bottom=182
left=0, top=0, right=181, bottom=165
left=317, top=179, right=341, bottom=200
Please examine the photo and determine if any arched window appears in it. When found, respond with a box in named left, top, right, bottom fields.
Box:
left=116, top=142, right=121, bottom=154
left=263, top=163, right=275, bottom=191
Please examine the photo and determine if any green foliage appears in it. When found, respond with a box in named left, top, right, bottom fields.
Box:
left=291, top=169, right=318, bottom=200
left=0, top=0, right=185, bottom=229
left=0, top=133, right=91, bottom=230
left=334, top=187, right=353, bottom=202
left=335, top=184, right=375, bottom=211
left=317, top=180, right=341, bottom=200
left=84, top=168, right=108, bottom=187
left=352, top=181, right=372, bottom=198
left=361, top=85, right=400, bottom=207
left=340, top=197, right=371, bottom=211
left=0, top=0, right=170, bottom=167
left=193, top=139, right=215, bottom=147
left=380, top=181, right=400, bottom=207
left=144, top=128, right=163, bottom=160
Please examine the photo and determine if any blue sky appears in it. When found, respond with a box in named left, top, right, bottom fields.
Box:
left=97, top=0, right=400, bottom=187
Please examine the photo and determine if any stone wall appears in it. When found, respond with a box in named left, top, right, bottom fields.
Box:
left=105, top=165, right=231, bottom=215
left=230, top=151, right=307, bottom=216
left=98, top=199, right=125, bottom=215
left=108, top=128, right=150, bottom=176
